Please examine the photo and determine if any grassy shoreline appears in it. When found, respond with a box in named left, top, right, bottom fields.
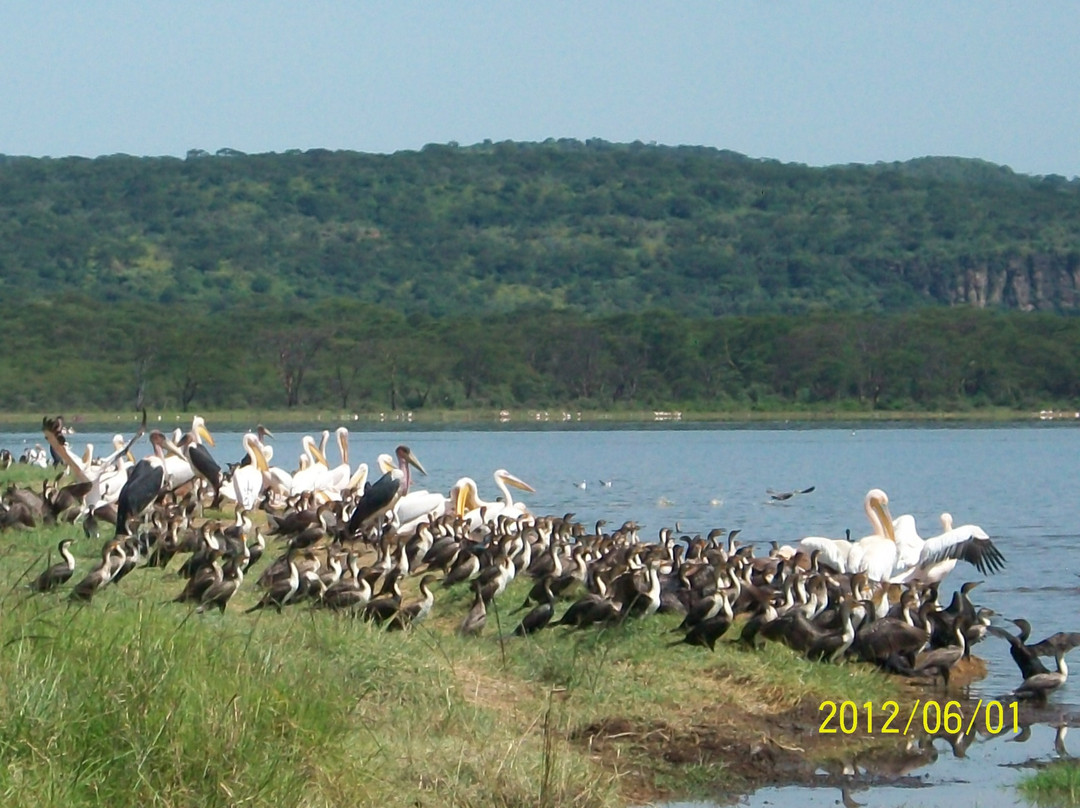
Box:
left=0, top=570, right=909, bottom=808
left=0, top=482, right=925, bottom=808
left=0, top=406, right=1058, bottom=431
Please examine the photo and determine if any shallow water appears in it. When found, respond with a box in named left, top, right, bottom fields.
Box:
left=667, top=721, right=1073, bottom=807
left=6, top=420, right=1079, bottom=804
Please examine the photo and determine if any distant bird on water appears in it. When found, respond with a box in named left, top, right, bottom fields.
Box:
left=767, top=486, right=816, bottom=502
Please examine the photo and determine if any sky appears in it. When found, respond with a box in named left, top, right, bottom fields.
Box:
left=2, top=2, right=1078, bottom=177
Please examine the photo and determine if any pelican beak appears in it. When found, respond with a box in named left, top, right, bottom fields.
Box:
left=873, top=498, right=896, bottom=542
left=404, top=449, right=426, bottom=476
left=261, top=427, right=275, bottom=439
left=500, top=470, right=536, bottom=494
left=162, top=436, right=187, bottom=459
left=454, top=484, right=471, bottom=517
left=310, top=445, right=328, bottom=465
left=197, top=422, right=216, bottom=447
left=348, top=463, right=368, bottom=491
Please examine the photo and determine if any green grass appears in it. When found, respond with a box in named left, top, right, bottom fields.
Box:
left=0, top=465, right=908, bottom=806
left=1020, top=762, right=1080, bottom=806
left=0, top=569, right=615, bottom=808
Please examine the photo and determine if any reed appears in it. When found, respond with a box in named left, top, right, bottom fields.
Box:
left=1019, top=761, right=1080, bottom=806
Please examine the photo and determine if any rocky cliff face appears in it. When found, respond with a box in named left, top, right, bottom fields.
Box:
left=949, top=252, right=1080, bottom=311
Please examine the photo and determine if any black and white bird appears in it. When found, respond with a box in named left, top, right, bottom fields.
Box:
left=114, top=430, right=188, bottom=538
left=29, top=539, right=76, bottom=592
left=346, top=445, right=426, bottom=536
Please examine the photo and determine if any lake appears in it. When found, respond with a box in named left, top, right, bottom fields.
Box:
left=4, top=419, right=1078, bottom=805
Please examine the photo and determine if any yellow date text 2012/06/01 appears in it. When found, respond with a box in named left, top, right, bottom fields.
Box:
left=818, top=699, right=1018, bottom=736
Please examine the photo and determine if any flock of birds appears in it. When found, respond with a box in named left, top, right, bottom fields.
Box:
left=2, top=414, right=1077, bottom=705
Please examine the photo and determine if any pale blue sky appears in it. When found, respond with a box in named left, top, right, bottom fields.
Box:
left=2, top=2, right=1078, bottom=177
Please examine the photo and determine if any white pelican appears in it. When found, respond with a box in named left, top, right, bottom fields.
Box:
left=24, top=444, right=48, bottom=467
left=391, top=491, right=449, bottom=538
left=289, top=435, right=330, bottom=496
left=799, top=495, right=1005, bottom=584
left=454, top=469, right=536, bottom=533
left=376, top=451, right=446, bottom=536
left=162, top=434, right=195, bottom=490
left=232, top=433, right=269, bottom=512
left=890, top=511, right=1005, bottom=583
left=318, top=427, right=368, bottom=499
left=231, top=425, right=275, bottom=468
left=238, top=430, right=294, bottom=505
left=90, top=435, right=138, bottom=508
left=844, top=489, right=899, bottom=581
left=322, top=427, right=351, bottom=492
left=797, top=489, right=895, bottom=579
left=794, top=529, right=851, bottom=574
left=796, top=530, right=853, bottom=574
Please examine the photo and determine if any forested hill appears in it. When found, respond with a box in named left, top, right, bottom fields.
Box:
left=2, top=140, right=1079, bottom=317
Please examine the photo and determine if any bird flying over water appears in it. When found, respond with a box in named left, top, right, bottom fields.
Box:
left=767, top=486, right=816, bottom=501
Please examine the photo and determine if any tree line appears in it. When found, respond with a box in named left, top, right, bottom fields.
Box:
left=3, top=297, right=1077, bottom=413
left=1, top=141, right=1078, bottom=318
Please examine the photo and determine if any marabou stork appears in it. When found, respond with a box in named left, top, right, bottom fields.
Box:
left=346, top=445, right=426, bottom=536
left=114, top=430, right=187, bottom=538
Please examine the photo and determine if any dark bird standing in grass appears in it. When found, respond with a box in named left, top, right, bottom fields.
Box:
left=29, top=539, right=76, bottom=592
left=69, top=540, right=127, bottom=603
left=675, top=612, right=734, bottom=651
left=386, top=575, right=438, bottom=631
left=197, top=555, right=245, bottom=614
left=510, top=577, right=556, bottom=636
left=245, top=550, right=300, bottom=613
left=458, top=586, right=488, bottom=636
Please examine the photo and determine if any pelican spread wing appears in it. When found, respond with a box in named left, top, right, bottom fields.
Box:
left=917, top=525, right=1006, bottom=576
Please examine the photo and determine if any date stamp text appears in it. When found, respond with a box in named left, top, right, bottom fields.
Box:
left=818, top=699, right=1019, bottom=736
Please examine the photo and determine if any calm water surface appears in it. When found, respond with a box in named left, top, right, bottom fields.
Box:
left=4, top=421, right=1078, bottom=805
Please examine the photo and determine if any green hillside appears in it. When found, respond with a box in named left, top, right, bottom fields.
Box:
left=3, top=141, right=1080, bottom=415
left=2, top=141, right=1078, bottom=317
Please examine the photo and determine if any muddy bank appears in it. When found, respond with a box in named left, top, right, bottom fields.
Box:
left=568, top=661, right=1001, bottom=804
left=572, top=700, right=917, bottom=803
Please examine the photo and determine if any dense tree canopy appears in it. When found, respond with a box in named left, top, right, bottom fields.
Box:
left=2, top=298, right=1078, bottom=414
left=2, top=141, right=1079, bottom=317
left=3, top=141, right=1079, bottom=414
